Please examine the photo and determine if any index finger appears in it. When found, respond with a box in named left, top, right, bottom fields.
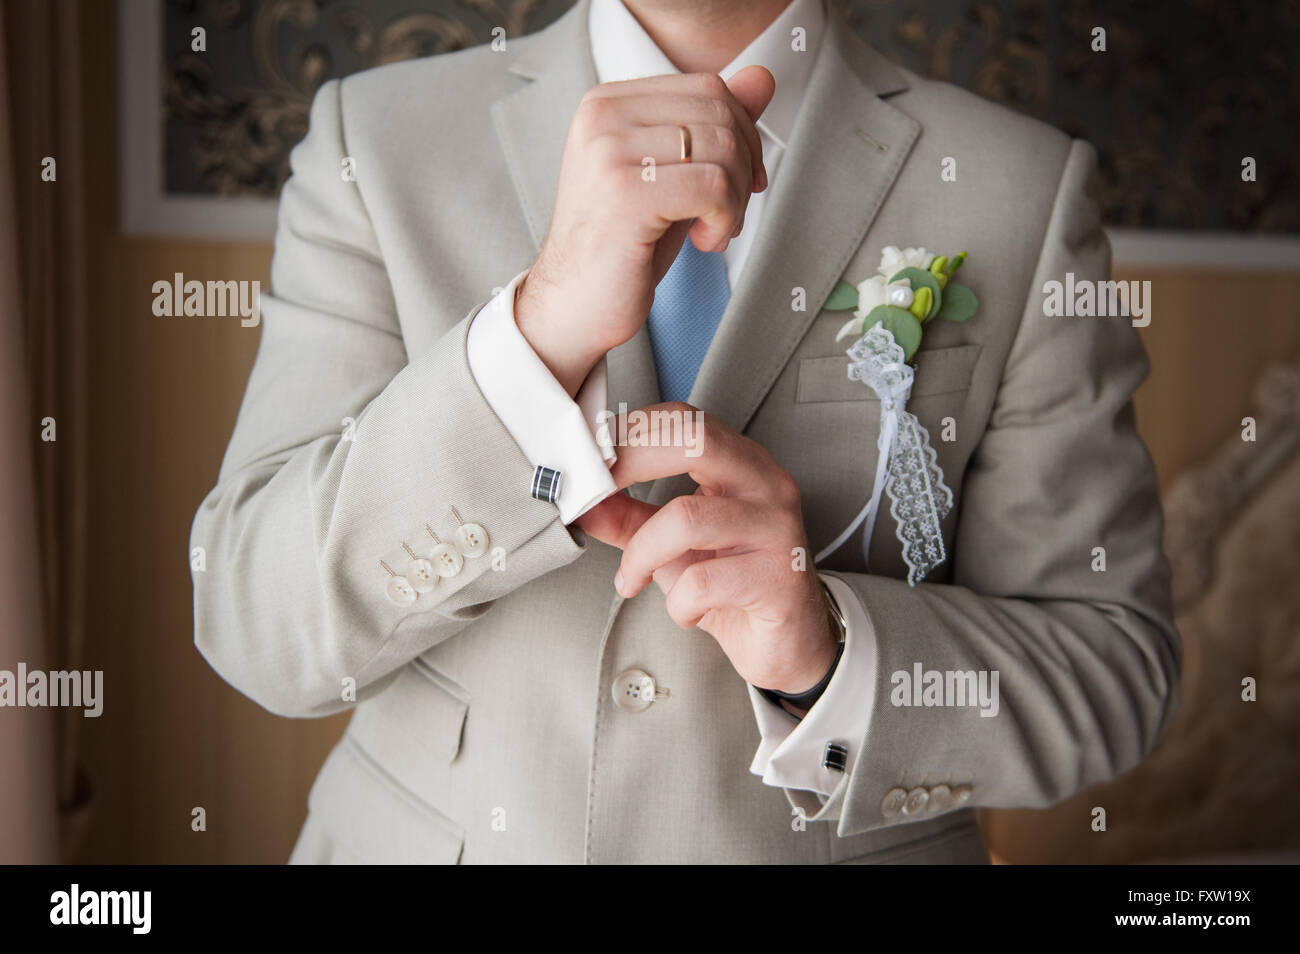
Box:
left=604, top=404, right=782, bottom=499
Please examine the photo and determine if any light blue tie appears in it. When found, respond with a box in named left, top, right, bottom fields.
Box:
left=646, top=236, right=731, bottom=404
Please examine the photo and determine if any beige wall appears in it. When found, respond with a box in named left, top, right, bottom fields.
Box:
left=73, top=0, right=1300, bottom=863
left=74, top=2, right=344, bottom=862
left=78, top=233, right=350, bottom=863
left=1130, top=268, right=1300, bottom=489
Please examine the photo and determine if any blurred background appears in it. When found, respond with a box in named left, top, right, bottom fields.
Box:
left=1, top=0, right=1297, bottom=863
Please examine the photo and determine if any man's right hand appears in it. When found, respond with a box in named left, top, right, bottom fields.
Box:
left=514, top=67, right=776, bottom=396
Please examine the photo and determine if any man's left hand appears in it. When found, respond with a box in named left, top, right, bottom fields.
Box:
left=577, top=403, right=838, bottom=695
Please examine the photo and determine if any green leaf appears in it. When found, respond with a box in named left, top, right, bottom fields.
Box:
left=864, top=305, right=923, bottom=362
left=935, top=282, right=978, bottom=322
left=823, top=279, right=859, bottom=311
left=888, top=267, right=942, bottom=321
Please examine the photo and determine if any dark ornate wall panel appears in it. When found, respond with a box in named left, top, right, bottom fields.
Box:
left=162, top=0, right=1300, bottom=231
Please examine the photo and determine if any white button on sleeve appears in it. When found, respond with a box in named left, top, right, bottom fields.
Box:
left=746, top=574, right=878, bottom=797
left=429, top=541, right=464, bottom=578
left=454, top=522, right=490, bottom=557
left=385, top=576, right=417, bottom=606
left=465, top=270, right=618, bottom=524
left=406, top=558, right=437, bottom=593
left=881, top=787, right=908, bottom=819
left=902, top=787, right=930, bottom=816
left=927, top=784, right=953, bottom=813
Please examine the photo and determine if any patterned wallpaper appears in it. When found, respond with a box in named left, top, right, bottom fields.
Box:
left=161, top=0, right=1300, bottom=231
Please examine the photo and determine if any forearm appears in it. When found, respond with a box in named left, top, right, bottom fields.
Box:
left=828, top=570, right=1178, bottom=833
left=192, top=307, right=588, bottom=718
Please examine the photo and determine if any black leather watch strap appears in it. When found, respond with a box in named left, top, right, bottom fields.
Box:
left=756, top=640, right=845, bottom=711
left=755, top=580, right=847, bottom=711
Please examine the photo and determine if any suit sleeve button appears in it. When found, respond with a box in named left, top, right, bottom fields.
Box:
left=455, top=522, right=490, bottom=557
left=881, top=787, right=908, bottom=818
left=407, top=558, right=437, bottom=593
left=902, top=787, right=930, bottom=815
left=385, top=576, right=417, bottom=606
left=927, top=784, right=952, bottom=813
left=430, top=542, right=464, bottom=577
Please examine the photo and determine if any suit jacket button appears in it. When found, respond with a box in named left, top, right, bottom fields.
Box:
left=613, top=669, right=662, bottom=712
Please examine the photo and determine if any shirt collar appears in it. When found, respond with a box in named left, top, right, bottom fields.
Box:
left=588, top=0, right=826, bottom=149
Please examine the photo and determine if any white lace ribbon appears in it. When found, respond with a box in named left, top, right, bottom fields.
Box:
left=813, top=323, right=954, bottom=585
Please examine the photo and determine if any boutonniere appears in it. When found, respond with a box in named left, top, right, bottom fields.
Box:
left=814, top=246, right=980, bottom=585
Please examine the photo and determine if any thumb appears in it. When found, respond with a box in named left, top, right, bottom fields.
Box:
left=725, top=65, right=776, bottom=123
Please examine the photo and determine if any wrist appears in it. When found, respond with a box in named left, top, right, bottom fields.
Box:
left=756, top=580, right=847, bottom=711
left=514, top=270, right=604, bottom=397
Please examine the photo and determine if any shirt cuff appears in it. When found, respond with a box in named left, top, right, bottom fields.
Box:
left=746, top=574, right=877, bottom=796
left=466, top=270, right=618, bottom=524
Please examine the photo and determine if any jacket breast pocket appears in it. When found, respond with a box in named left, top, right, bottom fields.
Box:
left=788, top=344, right=981, bottom=578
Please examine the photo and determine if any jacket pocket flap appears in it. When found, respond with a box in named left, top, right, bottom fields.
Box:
left=797, top=344, right=982, bottom=404
left=353, top=657, right=469, bottom=764
left=308, top=739, right=463, bottom=864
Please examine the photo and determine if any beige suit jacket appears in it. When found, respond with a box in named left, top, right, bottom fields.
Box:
left=191, top=0, right=1180, bottom=863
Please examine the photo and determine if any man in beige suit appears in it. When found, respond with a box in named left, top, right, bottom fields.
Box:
left=191, top=0, right=1179, bottom=863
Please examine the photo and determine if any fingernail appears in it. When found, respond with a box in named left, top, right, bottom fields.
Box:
left=614, top=569, right=626, bottom=596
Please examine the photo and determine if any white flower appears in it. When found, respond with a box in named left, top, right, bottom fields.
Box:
left=855, top=275, right=890, bottom=314
left=836, top=275, right=913, bottom=341
left=877, top=245, right=933, bottom=279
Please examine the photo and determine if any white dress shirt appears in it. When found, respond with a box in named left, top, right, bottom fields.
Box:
left=466, top=0, right=874, bottom=799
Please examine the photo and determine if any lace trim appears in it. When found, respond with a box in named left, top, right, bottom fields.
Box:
left=886, top=411, right=954, bottom=585
left=847, top=323, right=913, bottom=403
left=818, top=322, right=954, bottom=585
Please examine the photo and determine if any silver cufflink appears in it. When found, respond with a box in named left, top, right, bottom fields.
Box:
left=531, top=466, right=562, bottom=504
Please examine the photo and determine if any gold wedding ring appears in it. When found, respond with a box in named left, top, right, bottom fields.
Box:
left=678, top=124, right=692, bottom=163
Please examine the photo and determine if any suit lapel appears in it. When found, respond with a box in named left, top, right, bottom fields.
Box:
left=491, top=1, right=594, bottom=248
left=684, top=16, right=921, bottom=439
